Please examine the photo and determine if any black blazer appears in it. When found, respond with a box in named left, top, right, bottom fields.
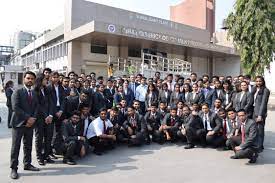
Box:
left=158, top=89, right=172, bottom=106
left=93, top=92, right=108, bottom=116
left=161, top=113, right=181, bottom=127
left=186, top=92, right=205, bottom=106
left=144, top=112, right=162, bottom=130
left=104, top=88, right=115, bottom=109
left=185, top=114, right=204, bottom=130
left=123, top=114, right=146, bottom=133
left=251, top=86, right=270, bottom=118
left=62, top=120, right=84, bottom=143
left=169, top=92, right=184, bottom=107
left=5, top=87, right=13, bottom=108
left=202, top=88, right=215, bottom=108
left=199, top=111, right=222, bottom=134
left=233, top=91, right=253, bottom=117
left=47, top=84, right=65, bottom=113
left=65, top=96, right=85, bottom=118
left=236, top=119, right=258, bottom=149
left=145, top=91, right=159, bottom=110
left=220, top=90, right=235, bottom=109
left=35, top=88, right=53, bottom=119
left=11, top=87, right=39, bottom=128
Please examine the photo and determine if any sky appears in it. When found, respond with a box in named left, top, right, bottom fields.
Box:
left=0, top=0, right=235, bottom=46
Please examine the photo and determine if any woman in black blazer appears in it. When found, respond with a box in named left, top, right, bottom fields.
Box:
left=145, top=84, right=159, bottom=111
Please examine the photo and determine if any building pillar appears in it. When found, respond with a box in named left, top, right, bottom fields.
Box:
left=67, top=41, right=83, bottom=74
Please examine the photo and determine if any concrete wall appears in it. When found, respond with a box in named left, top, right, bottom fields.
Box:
left=170, top=0, right=215, bottom=35
left=191, top=56, right=209, bottom=77
left=213, top=57, right=241, bottom=77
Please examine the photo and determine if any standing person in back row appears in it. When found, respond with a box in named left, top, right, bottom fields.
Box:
left=251, top=76, right=270, bottom=152
left=10, top=71, right=39, bottom=180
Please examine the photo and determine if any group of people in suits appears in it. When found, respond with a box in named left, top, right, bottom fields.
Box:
left=6, top=69, right=270, bottom=179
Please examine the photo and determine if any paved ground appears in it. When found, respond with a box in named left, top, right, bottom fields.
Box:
left=0, top=93, right=274, bottom=183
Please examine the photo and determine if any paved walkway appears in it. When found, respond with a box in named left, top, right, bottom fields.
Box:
left=0, top=94, right=274, bottom=183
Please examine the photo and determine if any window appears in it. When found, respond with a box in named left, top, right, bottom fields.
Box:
left=91, top=42, right=107, bottom=54
left=128, top=48, right=141, bottom=57
left=11, top=72, right=17, bottom=79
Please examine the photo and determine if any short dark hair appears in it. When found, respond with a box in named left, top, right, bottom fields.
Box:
left=43, top=68, right=52, bottom=73
left=111, top=107, right=119, bottom=112
left=72, top=110, right=81, bottom=117
left=170, top=107, right=177, bottom=112
left=51, top=72, right=59, bottom=77
left=201, top=103, right=209, bottom=108
left=99, top=108, right=107, bottom=113
left=79, top=103, right=90, bottom=111
left=24, top=71, right=36, bottom=78
left=237, top=109, right=246, bottom=114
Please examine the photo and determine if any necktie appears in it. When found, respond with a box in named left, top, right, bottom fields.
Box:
left=27, top=89, right=32, bottom=105
left=241, top=124, right=245, bottom=143
left=171, top=118, right=175, bottom=126
left=204, top=114, right=208, bottom=130
left=103, top=120, right=106, bottom=134
left=223, top=119, right=227, bottom=137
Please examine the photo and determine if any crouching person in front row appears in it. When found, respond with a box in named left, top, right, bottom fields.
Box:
left=86, top=108, right=116, bottom=155
left=228, top=109, right=258, bottom=164
left=144, top=103, right=164, bottom=144
left=124, top=107, right=146, bottom=146
left=62, top=111, right=87, bottom=165
left=159, top=107, right=181, bottom=142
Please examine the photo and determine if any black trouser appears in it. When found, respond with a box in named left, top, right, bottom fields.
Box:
left=64, top=140, right=85, bottom=159
left=147, top=125, right=164, bottom=144
left=88, top=136, right=115, bottom=152
left=256, top=117, right=266, bottom=149
left=114, top=126, right=128, bottom=143
left=35, top=117, right=54, bottom=160
left=162, top=127, right=180, bottom=142
left=205, top=132, right=224, bottom=147
left=10, top=126, right=34, bottom=170
left=52, top=107, right=64, bottom=155
left=228, top=136, right=257, bottom=159
left=185, top=127, right=206, bottom=145
left=7, top=107, right=12, bottom=128
left=139, top=101, right=146, bottom=115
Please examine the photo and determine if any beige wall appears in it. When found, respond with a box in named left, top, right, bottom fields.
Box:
left=170, top=0, right=215, bottom=35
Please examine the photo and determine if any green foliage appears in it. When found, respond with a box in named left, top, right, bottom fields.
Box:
left=226, top=0, right=275, bottom=76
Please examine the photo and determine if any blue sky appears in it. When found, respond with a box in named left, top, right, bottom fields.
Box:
left=0, top=0, right=235, bottom=45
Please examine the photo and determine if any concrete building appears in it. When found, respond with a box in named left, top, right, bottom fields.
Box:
left=12, top=0, right=239, bottom=78
left=170, top=0, right=215, bottom=36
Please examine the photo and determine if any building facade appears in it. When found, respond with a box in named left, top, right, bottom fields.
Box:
left=12, top=0, right=239, bottom=78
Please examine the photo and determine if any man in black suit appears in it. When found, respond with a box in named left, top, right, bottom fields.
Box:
left=123, top=106, right=146, bottom=146
left=229, top=109, right=258, bottom=163
left=160, top=107, right=181, bottom=142
left=202, top=81, right=215, bottom=109
left=251, top=76, right=270, bottom=152
left=62, top=111, right=86, bottom=165
left=104, top=79, right=115, bottom=109
left=144, top=103, right=163, bottom=144
left=129, top=74, right=139, bottom=98
left=61, top=77, right=70, bottom=97
left=47, top=72, right=66, bottom=155
left=184, top=109, right=205, bottom=149
left=64, top=90, right=89, bottom=118
left=199, top=103, right=223, bottom=148
left=93, top=84, right=108, bottom=116
left=10, top=71, right=39, bottom=179
left=158, top=83, right=171, bottom=107
left=107, top=107, right=127, bottom=143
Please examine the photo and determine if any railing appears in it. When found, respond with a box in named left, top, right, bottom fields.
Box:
left=108, top=53, right=192, bottom=78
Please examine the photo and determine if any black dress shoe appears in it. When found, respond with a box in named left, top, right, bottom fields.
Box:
left=38, top=159, right=45, bottom=166
left=24, top=164, right=40, bottom=171
left=49, top=154, right=58, bottom=159
left=10, top=169, right=18, bottom=179
left=45, top=157, right=55, bottom=164
left=68, top=158, right=76, bottom=165
left=93, top=150, right=102, bottom=156
left=248, top=153, right=258, bottom=164
left=230, top=155, right=238, bottom=159
left=184, top=144, right=195, bottom=149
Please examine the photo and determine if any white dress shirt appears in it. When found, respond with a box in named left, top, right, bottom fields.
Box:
left=203, top=113, right=212, bottom=131
left=86, top=117, right=113, bottom=139
left=54, top=85, right=60, bottom=106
